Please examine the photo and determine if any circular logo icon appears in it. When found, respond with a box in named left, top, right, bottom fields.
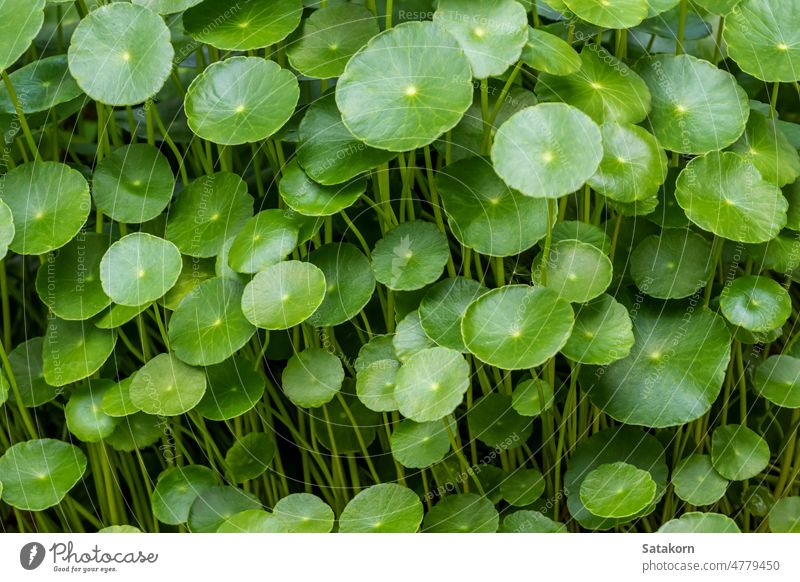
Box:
left=20, top=542, right=46, bottom=570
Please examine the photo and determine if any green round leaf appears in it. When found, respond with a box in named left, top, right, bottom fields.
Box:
left=336, top=21, right=473, bottom=152
left=731, top=111, right=800, bottom=187
left=672, top=454, right=729, bottom=506
left=339, top=483, right=423, bottom=533
left=419, top=277, right=487, bottom=352
left=8, top=337, right=55, bottom=407
left=393, top=310, right=434, bottom=362
left=279, top=160, right=364, bottom=217
left=692, top=0, right=741, bottom=15
left=196, top=355, right=265, bottom=420
left=166, top=172, right=253, bottom=258
left=565, top=426, right=668, bottom=530
left=390, top=419, right=451, bottom=469
left=636, top=54, right=749, bottom=154
left=511, top=377, right=555, bottom=417
left=0, top=370, right=8, bottom=407
left=491, top=103, right=603, bottom=198
left=462, top=285, right=574, bottom=370
left=769, top=497, right=800, bottom=533
left=720, top=275, right=792, bottom=332
left=241, top=260, right=326, bottom=329
left=562, top=0, right=649, bottom=28
left=0, top=199, right=13, bottom=260
left=296, top=93, right=395, bottom=186
left=371, top=221, right=449, bottom=291
left=106, top=410, right=162, bottom=452
left=228, top=210, right=300, bottom=274
left=308, top=242, right=375, bottom=327
left=132, top=0, right=203, bottom=15
left=521, top=27, right=581, bottom=76
left=92, top=144, right=174, bottom=224
left=152, top=465, right=218, bottom=525
left=0, top=55, right=82, bottom=114
left=356, top=359, right=399, bottom=413
left=0, top=439, right=87, bottom=511
left=282, top=348, right=344, bottom=408
left=438, top=156, right=552, bottom=257
left=100, top=233, right=183, bottom=306
left=580, top=462, right=656, bottom=519
left=658, top=512, right=741, bottom=533
left=724, top=0, right=800, bottom=83
left=66, top=381, right=119, bottom=442
left=99, top=525, right=142, bottom=533
left=676, top=152, right=786, bottom=243
left=433, top=0, right=528, bottom=79
left=225, top=432, right=276, bottom=483
left=501, top=510, right=568, bottom=533
left=184, top=0, right=302, bottom=51
left=468, top=393, right=532, bottom=450
left=129, top=352, right=207, bottom=416
left=35, top=232, right=111, bottom=320
left=273, top=493, right=334, bottom=533
left=537, top=48, right=651, bottom=125
left=168, top=276, right=255, bottom=366
left=423, top=493, right=499, bottom=532
left=630, top=229, right=713, bottom=299
left=394, top=347, right=469, bottom=422
left=0, top=161, right=90, bottom=255
left=561, top=294, right=634, bottom=365
left=43, top=318, right=116, bottom=387
left=552, top=220, right=612, bottom=254
left=534, top=239, right=613, bottom=303
left=96, top=303, right=149, bottom=330
left=68, top=3, right=173, bottom=106
left=754, top=355, right=800, bottom=409
left=500, top=468, right=546, bottom=506
left=102, top=376, right=140, bottom=418
left=588, top=123, right=668, bottom=203
left=185, top=57, right=299, bottom=145
left=287, top=4, right=379, bottom=79
left=0, top=0, right=45, bottom=70
left=711, top=424, right=770, bottom=481
left=216, top=510, right=285, bottom=533
left=585, top=301, right=732, bottom=428
left=188, top=485, right=261, bottom=533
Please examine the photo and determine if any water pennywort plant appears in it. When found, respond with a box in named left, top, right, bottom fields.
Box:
left=0, top=0, right=799, bottom=535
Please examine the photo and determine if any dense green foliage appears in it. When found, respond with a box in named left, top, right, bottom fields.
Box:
left=0, top=0, right=799, bottom=534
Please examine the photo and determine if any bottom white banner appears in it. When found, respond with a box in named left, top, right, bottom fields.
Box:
left=0, top=534, right=797, bottom=581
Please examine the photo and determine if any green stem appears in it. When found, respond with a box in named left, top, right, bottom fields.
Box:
left=144, top=100, right=155, bottom=146
left=336, top=393, right=381, bottom=483
left=444, top=417, right=485, bottom=495
left=480, top=78, right=491, bottom=154
left=0, top=260, right=10, bottom=348
left=423, top=146, right=456, bottom=277
left=540, top=199, right=555, bottom=285
left=769, top=82, right=780, bottom=119
left=486, top=61, right=522, bottom=132
left=676, top=0, right=688, bottom=55
left=1, top=69, right=39, bottom=160
left=149, top=104, right=190, bottom=186
left=703, top=236, right=724, bottom=307
left=0, top=338, right=37, bottom=439
left=775, top=409, right=800, bottom=497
